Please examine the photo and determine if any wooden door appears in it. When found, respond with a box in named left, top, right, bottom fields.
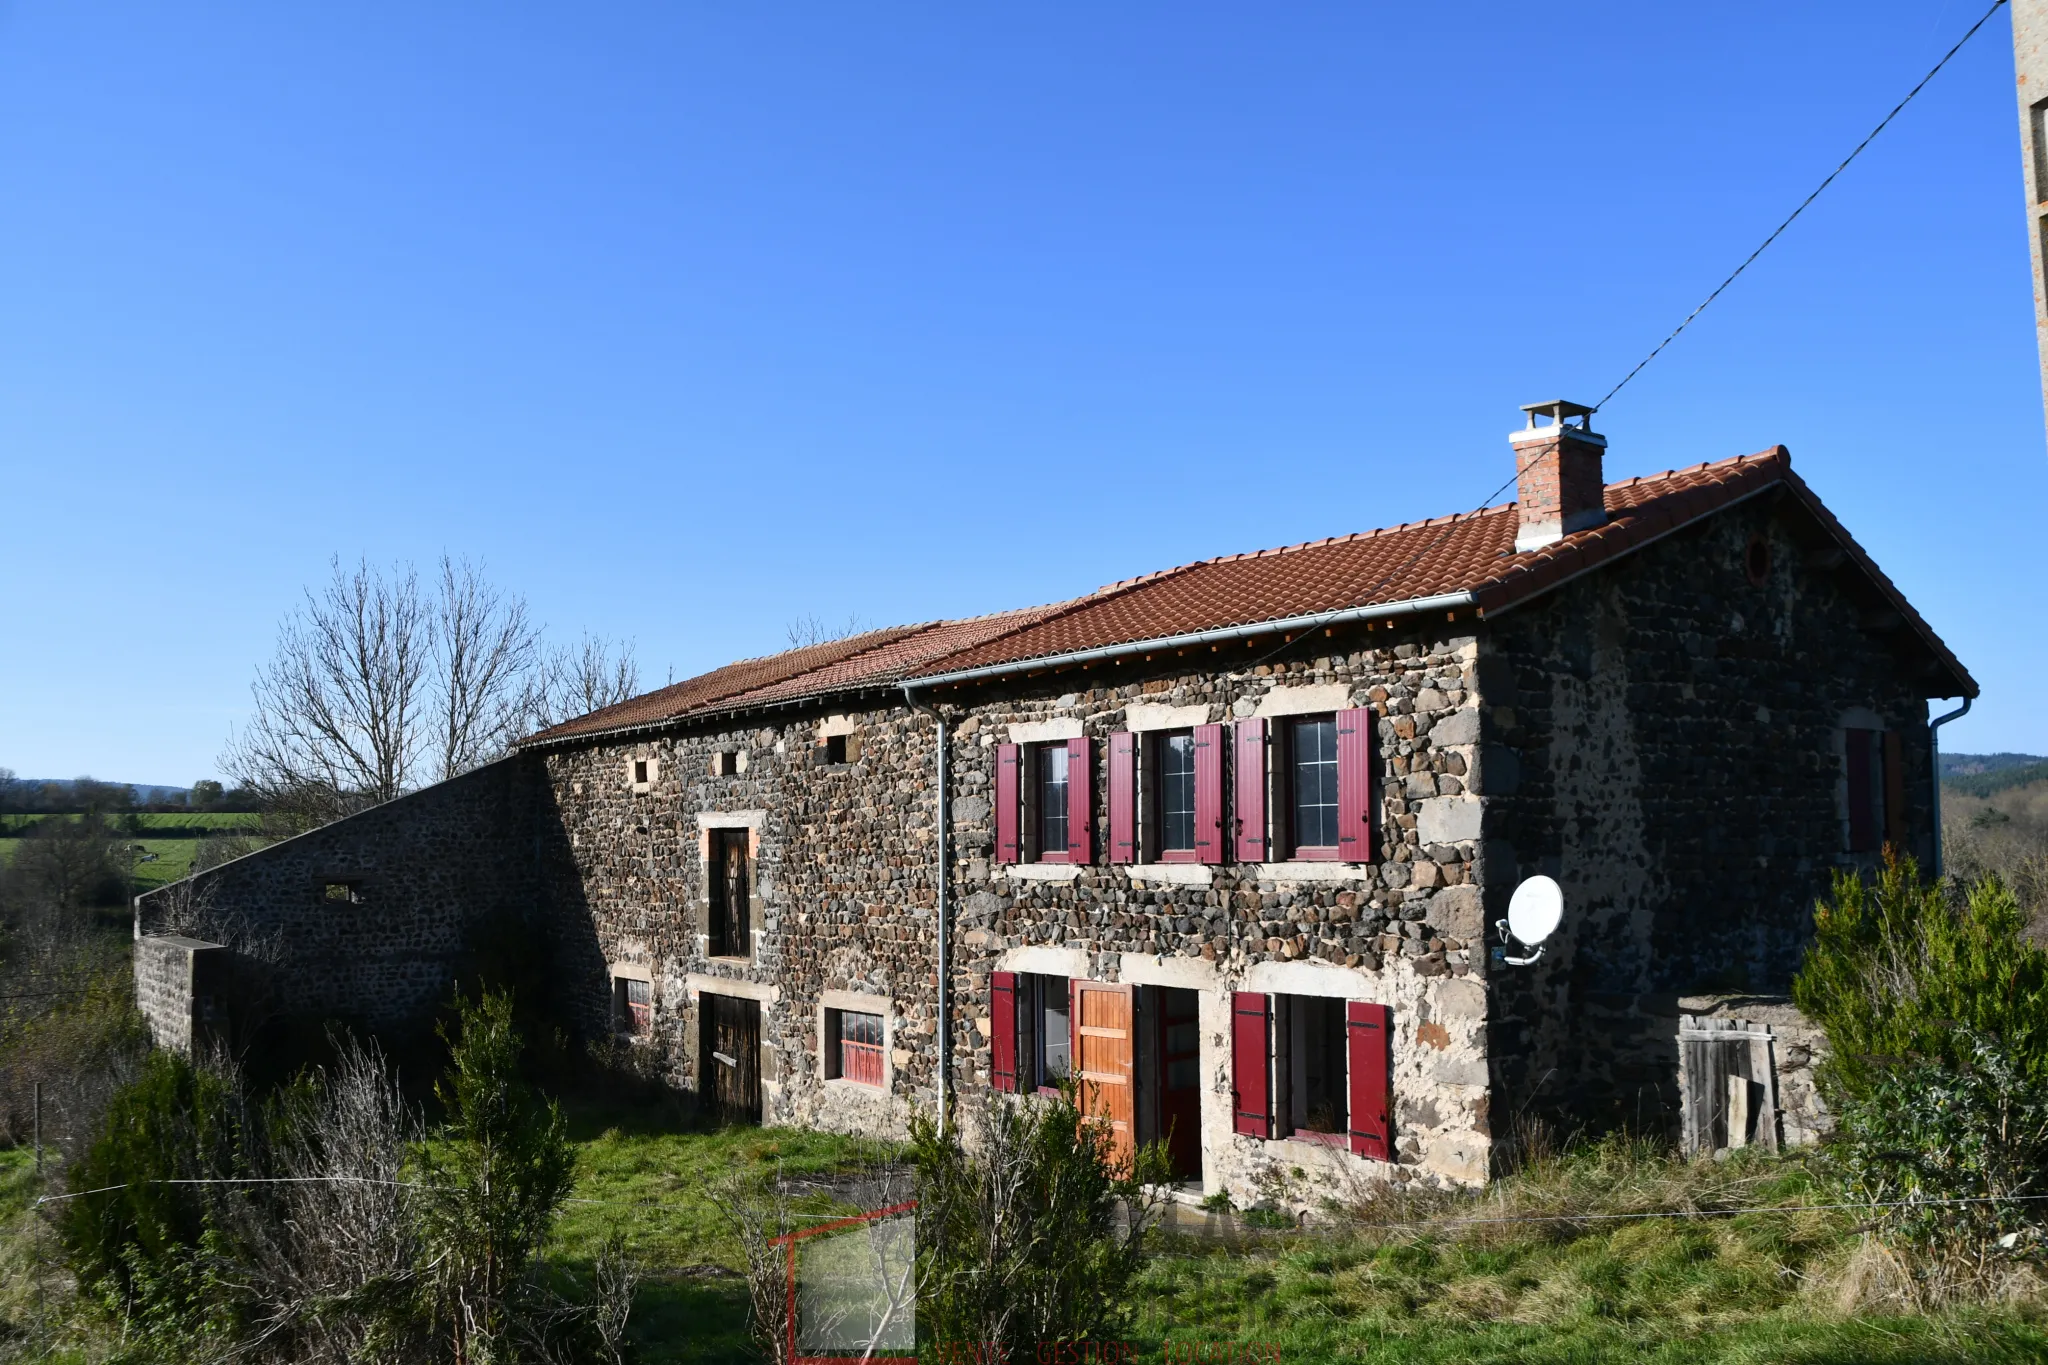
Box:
left=710, top=829, right=750, bottom=958
left=701, top=992, right=761, bottom=1124
left=1072, top=981, right=1134, bottom=1172
left=1157, top=987, right=1202, bottom=1181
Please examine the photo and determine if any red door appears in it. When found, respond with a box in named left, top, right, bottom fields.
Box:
left=1157, top=987, right=1202, bottom=1181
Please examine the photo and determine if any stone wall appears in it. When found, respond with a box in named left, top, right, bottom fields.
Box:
left=133, top=934, right=223, bottom=1055
left=132, top=756, right=548, bottom=1044
left=1478, top=489, right=1937, bottom=1136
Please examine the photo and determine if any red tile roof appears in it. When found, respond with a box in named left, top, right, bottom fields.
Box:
left=520, top=448, right=1973, bottom=747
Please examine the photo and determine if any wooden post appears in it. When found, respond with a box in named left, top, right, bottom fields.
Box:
left=1726, top=1074, right=1751, bottom=1149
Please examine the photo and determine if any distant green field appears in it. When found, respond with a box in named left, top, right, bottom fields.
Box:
left=0, top=811, right=261, bottom=836
left=0, top=812, right=267, bottom=893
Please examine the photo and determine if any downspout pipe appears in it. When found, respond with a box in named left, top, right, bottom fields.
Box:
left=1929, top=695, right=1971, bottom=878
left=902, top=684, right=950, bottom=1119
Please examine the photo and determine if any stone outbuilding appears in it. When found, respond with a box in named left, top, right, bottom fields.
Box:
left=136, top=404, right=1975, bottom=1201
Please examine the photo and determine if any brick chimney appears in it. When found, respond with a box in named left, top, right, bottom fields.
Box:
left=1511, top=399, right=1608, bottom=552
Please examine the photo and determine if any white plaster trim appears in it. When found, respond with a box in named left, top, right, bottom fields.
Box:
left=1254, top=683, right=1354, bottom=719
left=820, top=989, right=892, bottom=1015
left=1007, top=717, right=1085, bottom=744
left=696, top=809, right=767, bottom=831
left=686, top=974, right=778, bottom=1004
left=1242, top=958, right=1382, bottom=1000
left=1127, top=863, right=1215, bottom=887
left=998, top=945, right=1092, bottom=979
left=1001, top=862, right=1084, bottom=883
left=816, top=714, right=859, bottom=738
left=607, top=962, right=653, bottom=983
left=1122, top=702, right=1214, bottom=733
left=1249, top=861, right=1370, bottom=883
left=1116, top=955, right=1223, bottom=991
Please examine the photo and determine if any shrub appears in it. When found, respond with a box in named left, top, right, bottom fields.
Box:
left=910, top=1086, right=1169, bottom=1356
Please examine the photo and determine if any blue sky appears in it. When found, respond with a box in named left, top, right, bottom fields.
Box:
left=1, top=1, right=2041, bottom=784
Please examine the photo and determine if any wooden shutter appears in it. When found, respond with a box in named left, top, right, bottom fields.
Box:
left=1336, top=707, right=1374, bottom=863
left=1346, top=1000, right=1393, bottom=1160
left=1234, top=719, right=1267, bottom=863
left=1108, top=733, right=1137, bottom=864
left=1193, top=723, right=1225, bottom=865
left=990, top=971, right=1019, bottom=1093
left=1845, top=729, right=1875, bottom=853
left=1072, top=981, right=1134, bottom=1171
left=1231, top=991, right=1272, bottom=1138
left=995, top=743, right=1021, bottom=864
left=1883, top=730, right=1907, bottom=852
left=1066, top=736, right=1094, bottom=864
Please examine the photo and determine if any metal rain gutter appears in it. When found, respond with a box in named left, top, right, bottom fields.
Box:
left=905, top=591, right=1481, bottom=690
left=1929, top=695, right=1971, bottom=878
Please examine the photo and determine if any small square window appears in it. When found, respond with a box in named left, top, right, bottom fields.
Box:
left=633, top=759, right=649, bottom=784
left=711, top=751, right=740, bottom=777
left=815, top=733, right=860, bottom=766
left=321, top=881, right=361, bottom=904
left=628, top=756, right=660, bottom=791
left=826, top=1008, right=885, bottom=1085
left=614, top=977, right=652, bottom=1036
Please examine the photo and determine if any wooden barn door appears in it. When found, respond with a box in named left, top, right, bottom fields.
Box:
left=701, top=992, right=761, bottom=1124
left=1072, top=981, right=1134, bottom=1172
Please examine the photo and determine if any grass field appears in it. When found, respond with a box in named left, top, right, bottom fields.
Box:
left=0, top=812, right=267, bottom=894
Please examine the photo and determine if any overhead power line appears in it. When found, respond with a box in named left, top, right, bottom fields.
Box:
left=1594, top=0, right=2010, bottom=412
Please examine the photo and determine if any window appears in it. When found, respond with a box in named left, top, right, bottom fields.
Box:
left=1231, top=992, right=1392, bottom=1159
left=629, top=756, right=660, bottom=792
left=1036, top=743, right=1070, bottom=860
left=1157, top=730, right=1198, bottom=857
left=1289, top=716, right=1341, bottom=853
left=708, top=828, right=751, bottom=958
left=827, top=1009, right=885, bottom=1086
left=1845, top=726, right=1903, bottom=854
left=1744, top=533, right=1772, bottom=586
left=824, top=734, right=848, bottom=765
left=321, top=881, right=361, bottom=904
left=1015, top=974, right=1071, bottom=1091
left=614, top=977, right=651, bottom=1036
left=710, top=751, right=741, bottom=777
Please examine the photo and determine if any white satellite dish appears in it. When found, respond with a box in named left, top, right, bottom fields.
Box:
left=1496, top=875, right=1564, bottom=966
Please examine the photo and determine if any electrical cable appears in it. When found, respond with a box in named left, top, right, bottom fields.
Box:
left=1592, top=0, right=2009, bottom=413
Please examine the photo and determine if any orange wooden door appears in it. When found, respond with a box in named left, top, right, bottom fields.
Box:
left=1071, top=981, right=1134, bottom=1171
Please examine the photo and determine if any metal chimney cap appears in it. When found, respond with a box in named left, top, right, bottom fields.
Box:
left=1520, top=399, right=1596, bottom=430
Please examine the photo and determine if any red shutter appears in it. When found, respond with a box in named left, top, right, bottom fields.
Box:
left=1336, top=707, right=1374, bottom=863
left=1193, top=723, right=1225, bottom=865
left=1883, top=730, right=1907, bottom=851
left=991, top=971, right=1019, bottom=1093
left=1845, top=729, right=1875, bottom=853
left=1346, top=1000, right=1393, bottom=1161
left=1234, top=719, right=1267, bottom=863
left=996, top=743, right=1021, bottom=864
left=1231, top=991, right=1271, bottom=1138
left=1066, top=736, right=1093, bottom=864
left=1108, top=732, right=1137, bottom=865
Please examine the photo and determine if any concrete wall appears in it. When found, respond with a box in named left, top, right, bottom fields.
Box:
left=1479, top=488, right=1938, bottom=1137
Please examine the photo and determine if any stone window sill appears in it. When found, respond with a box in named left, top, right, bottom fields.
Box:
left=822, top=1076, right=887, bottom=1094
left=1124, top=863, right=1215, bottom=887
left=1277, top=1130, right=1350, bottom=1151
left=1001, top=863, right=1085, bottom=883
left=1249, top=862, right=1369, bottom=884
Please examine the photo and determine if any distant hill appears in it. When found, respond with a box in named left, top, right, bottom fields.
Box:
left=1943, top=755, right=2048, bottom=800
left=17, top=779, right=191, bottom=803
left=1942, top=752, right=2047, bottom=777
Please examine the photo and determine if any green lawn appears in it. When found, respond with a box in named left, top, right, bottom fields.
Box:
left=0, top=811, right=267, bottom=893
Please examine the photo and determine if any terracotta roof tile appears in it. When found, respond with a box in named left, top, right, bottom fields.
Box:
left=520, top=447, right=1973, bottom=747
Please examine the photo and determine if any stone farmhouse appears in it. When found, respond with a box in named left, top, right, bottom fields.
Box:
left=136, top=403, right=1975, bottom=1200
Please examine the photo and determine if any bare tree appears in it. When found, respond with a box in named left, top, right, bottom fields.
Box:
left=786, top=613, right=870, bottom=649
left=528, top=632, right=640, bottom=731
left=432, top=555, right=543, bottom=781
left=225, top=558, right=432, bottom=822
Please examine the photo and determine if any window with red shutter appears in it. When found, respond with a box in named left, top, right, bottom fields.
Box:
left=1234, top=719, right=1267, bottom=863
left=1193, top=723, right=1225, bottom=865
left=1108, top=733, right=1137, bottom=865
left=1883, top=730, right=1907, bottom=851
left=995, top=743, right=1021, bottom=864
left=1335, top=707, right=1374, bottom=863
left=1066, top=736, right=1093, bottom=864
left=1845, top=728, right=1879, bottom=853
left=991, top=971, right=1019, bottom=1093
left=1231, top=992, right=1272, bottom=1138
left=1345, top=1000, right=1393, bottom=1161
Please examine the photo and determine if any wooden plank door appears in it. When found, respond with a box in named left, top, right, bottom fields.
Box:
left=702, top=992, right=761, bottom=1124
left=1072, top=981, right=1134, bottom=1172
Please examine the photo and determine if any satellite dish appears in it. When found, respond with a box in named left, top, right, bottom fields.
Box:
left=1507, top=876, right=1564, bottom=947
left=1495, top=875, right=1565, bottom=967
